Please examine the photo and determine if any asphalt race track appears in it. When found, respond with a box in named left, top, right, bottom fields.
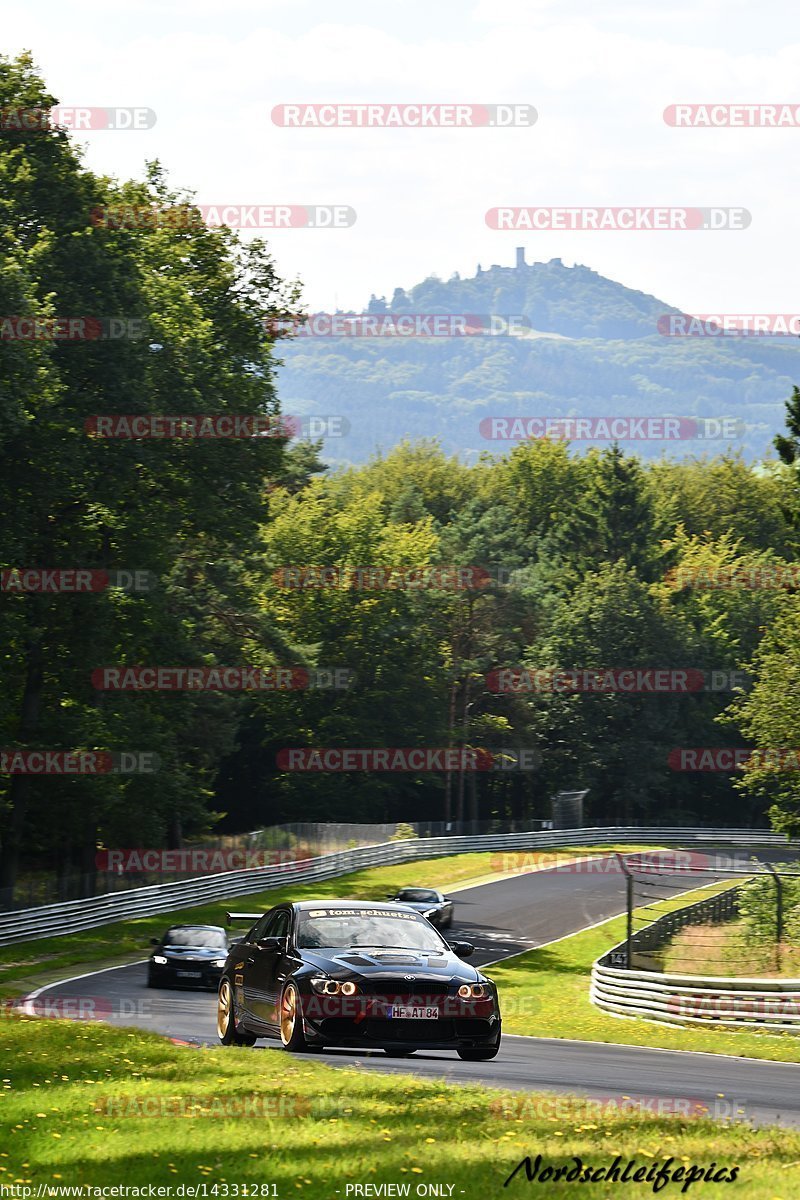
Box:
left=25, top=847, right=800, bottom=1127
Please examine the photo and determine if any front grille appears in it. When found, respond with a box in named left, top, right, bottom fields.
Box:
left=361, top=980, right=451, bottom=997
left=362, top=1018, right=457, bottom=1042
left=317, top=1017, right=458, bottom=1042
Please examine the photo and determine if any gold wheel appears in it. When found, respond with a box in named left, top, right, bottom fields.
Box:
left=280, top=985, right=297, bottom=1045
left=217, top=980, right=233, bottom=1040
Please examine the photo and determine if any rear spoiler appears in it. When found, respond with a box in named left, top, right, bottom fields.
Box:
left=226, top=911, right=263, bottom=926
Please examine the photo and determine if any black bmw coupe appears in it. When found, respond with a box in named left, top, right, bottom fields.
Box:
left=147, top=924, right=230, bottom=989
left=217, top=900, right=501, bottom=1059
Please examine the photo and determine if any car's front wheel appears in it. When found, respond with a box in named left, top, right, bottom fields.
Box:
left=279, top=982, right=308, bottom=1052
left=217, top=979, right=256, bottom=1046
left=457, top=1045, right=499, bottom=1061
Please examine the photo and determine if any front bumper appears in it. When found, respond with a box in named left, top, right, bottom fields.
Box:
left=300, top=990, right=501, bottom=1048
left=149, top=961, right=223, bottom=988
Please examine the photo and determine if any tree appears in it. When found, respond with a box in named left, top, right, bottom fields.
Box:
left=0, top=53, right=297, bottom=896
left=552, top=445, right=665, bottom=581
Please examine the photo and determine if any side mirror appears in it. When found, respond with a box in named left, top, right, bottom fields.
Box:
left=257, top=935, right=288, bottom=953
left=449, top=940, right=474, bottom=959
left=149, top=938, right=160, bottom=946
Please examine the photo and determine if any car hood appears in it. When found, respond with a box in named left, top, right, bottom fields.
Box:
left=298, top=948, right=482, bottom=983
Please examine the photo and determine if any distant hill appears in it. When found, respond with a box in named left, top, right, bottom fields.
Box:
left=275, top=252, right=800, bottom=465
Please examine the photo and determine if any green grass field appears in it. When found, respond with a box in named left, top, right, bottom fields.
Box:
left=659, top=918, right=800, bottom=978
left=1, top=1016, right=797, bottom=1198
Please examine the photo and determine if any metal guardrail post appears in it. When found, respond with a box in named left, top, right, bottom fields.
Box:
left=762, top=861, right=783, bottom=971
left=615, top=852, right=633, bottom=968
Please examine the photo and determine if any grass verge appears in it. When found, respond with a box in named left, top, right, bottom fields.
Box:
left=488, top=884, right=800, bottom=1063
left=659, top=919, right=800, bottom=978
left=0, top=846, right=658, bottom=996
left=1, top=1016, right=798, bottom=1197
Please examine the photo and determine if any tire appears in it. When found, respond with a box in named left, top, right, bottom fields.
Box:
left=383, top=1048, right=417, bottom=1057
left=457, top=1045, right=500, bottom=1061
left=217, top=979, right=256, bottom=1047
left=279, top=982, right=308, bottom=1052
left=146, top=971, right=156, bottom=989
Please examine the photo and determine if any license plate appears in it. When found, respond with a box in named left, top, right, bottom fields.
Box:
left=176, top=970, right=202, bottom=978
left=387, top=1005, right=438, bottom=1019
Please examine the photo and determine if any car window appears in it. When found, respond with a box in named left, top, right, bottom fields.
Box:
left=162, top=927, right=227, bottom=948
left=398, top=889, right=440, bottom=902
left=248, top=913, right=273, bottom=942
left=253, top=909, right=289, bottom=942
left=271, top=910, right=290, bottom=939
left=295, top=908, right=446, bottom=951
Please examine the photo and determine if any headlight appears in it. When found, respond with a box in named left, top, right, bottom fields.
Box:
left=153, top=955, right=168, bottom=965
left=212, top=958, right=227, bottom=968
left=310, top=977, right=360, bottom=996
left=458, top=983, right=489, bottom=999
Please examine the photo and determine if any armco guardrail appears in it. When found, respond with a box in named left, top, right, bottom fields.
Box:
left=0, top=826, right=787, bottom=948
left=591, top=882, right=800, bottom=1033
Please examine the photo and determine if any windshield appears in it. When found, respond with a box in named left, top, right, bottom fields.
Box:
left=397, top=889, right=439, bottom=902
left=164, top=928, right=227, bottom=948
left=295, top=908, right=446, bottom=952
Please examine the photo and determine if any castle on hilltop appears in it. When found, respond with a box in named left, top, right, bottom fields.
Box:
left=475, top=248, right=564, bottom=274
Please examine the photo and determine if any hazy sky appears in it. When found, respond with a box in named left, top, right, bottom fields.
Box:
left=7, top=0, right=800, bottom=314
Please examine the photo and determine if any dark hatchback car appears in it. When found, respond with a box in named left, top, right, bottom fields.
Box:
left=217, top=900, right=501, bottom=1059
left=147, top=924, right=230, bottom=989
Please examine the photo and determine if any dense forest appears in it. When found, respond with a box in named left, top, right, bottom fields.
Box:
left=2, top=53, right=800, bottom=904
